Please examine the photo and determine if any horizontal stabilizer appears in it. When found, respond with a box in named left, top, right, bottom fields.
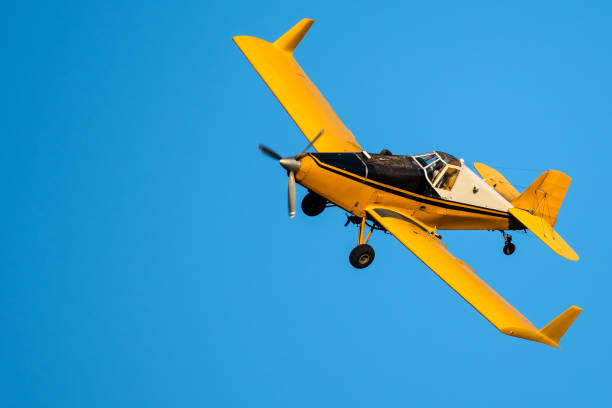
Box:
left=473, top=162, right=520, bottom=202
left=509, top=208, right=579, bottom=261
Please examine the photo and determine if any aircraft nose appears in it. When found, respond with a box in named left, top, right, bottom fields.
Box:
left=279, top=157, right=301, bottom=173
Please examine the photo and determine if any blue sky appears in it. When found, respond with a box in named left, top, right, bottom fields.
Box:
left=2, top=1, right=611, bottom=406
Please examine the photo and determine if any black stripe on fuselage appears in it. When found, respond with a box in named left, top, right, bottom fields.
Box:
left=308, top=154, right=510, bottom=219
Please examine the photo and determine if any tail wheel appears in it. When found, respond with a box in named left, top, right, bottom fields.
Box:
left=501, top=231, right=515, bottom=255
left=349, top=244, right=375, bottom=269
left=503, top=243, right=516, bottom=255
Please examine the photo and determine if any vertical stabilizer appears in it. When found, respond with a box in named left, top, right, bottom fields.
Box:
left=512, top=170, right=571, bottom=226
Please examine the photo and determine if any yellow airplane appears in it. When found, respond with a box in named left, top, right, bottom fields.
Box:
left=233, top=19, right=582, bottom=348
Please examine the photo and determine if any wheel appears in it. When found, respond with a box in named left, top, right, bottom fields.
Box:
left=503, top=243, right=516, bottom=255
left=301, top=192, right=326, bottom=216
left=349, top=244, right=375, bottom=269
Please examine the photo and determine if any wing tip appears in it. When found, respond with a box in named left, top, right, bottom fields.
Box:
left=503, top=305, right=582, bottom=348
left=273, top=18, right=315, bottom=54
left=540, top=305, right=582, bottom=337
left=500, top=306, right=582, bottom=348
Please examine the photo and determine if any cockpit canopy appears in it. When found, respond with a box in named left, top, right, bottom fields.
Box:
left=413, top=151, right=462, bottom=191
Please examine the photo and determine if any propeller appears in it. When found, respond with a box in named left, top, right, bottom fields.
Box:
left=287, top=170, right=296, bottom=218
left=300, top=128, right=325, bottom=154
left=258, top=144, right=282, bottom=160
left=258, top=129, right=323, bottom=218
left=258, top=144, right=301, bottom=218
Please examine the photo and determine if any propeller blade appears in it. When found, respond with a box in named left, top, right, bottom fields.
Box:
left=258, top=144, right=282, bottom=160
left=288, top=171, right=296, bottom=218
left=300, top=128, right=325, bottom=154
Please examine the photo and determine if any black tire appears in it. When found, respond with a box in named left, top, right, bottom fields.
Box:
left=301, top=192, right=326, bottom=216
left=349, top=244, right=375, bottom=269
left=503, top=243, right=516, bottom=255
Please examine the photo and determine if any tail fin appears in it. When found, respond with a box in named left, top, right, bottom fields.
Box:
left=512, top=170, right=571, bottom=226
left=539, top=306, right=582, bottom=346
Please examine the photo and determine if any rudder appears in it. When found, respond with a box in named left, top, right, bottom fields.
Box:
left=512, top=170, right=571, bottom=226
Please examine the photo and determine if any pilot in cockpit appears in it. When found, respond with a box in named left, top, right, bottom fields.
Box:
left=414, top=151, right=462, bottom=191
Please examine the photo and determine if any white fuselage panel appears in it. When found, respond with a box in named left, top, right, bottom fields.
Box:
left=434, top=165, right=511, bottom=212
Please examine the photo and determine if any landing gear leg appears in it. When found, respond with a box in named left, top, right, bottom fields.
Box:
left=502, top=231, right=516, bottom=255
left=349, top=217, right=375, bottom=269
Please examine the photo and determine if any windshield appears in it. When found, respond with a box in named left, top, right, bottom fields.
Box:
left=414, top=151, right=461, bottom=167
left=436, top=151, right=461, bottom=167
left=436, top=167, right=459, bottom=190
left=413, top=151, right=462, bottom=188
left=415, top=153, right=438, bottom=167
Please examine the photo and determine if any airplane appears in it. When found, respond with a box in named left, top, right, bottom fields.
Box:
left=233, top=19, right=582, bottom=348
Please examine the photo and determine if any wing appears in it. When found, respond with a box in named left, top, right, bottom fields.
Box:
left=233, top=19, right=362, bottom=153
left=365, top=205, right=581, bottom=348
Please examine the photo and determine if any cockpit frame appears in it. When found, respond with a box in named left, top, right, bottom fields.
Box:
left=413, top=151, right=462, bottom=192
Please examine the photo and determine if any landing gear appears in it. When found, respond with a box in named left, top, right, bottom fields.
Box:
left=348, top=215, right=379, bottom=269
left=301, top=192, right=327, bottom=216
left=502, top=232, right=516, bottom=255
left=350, top=244, right=375, bottom=269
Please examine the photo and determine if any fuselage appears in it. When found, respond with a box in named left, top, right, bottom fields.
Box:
left=294, top=151, right=523, bottom=230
